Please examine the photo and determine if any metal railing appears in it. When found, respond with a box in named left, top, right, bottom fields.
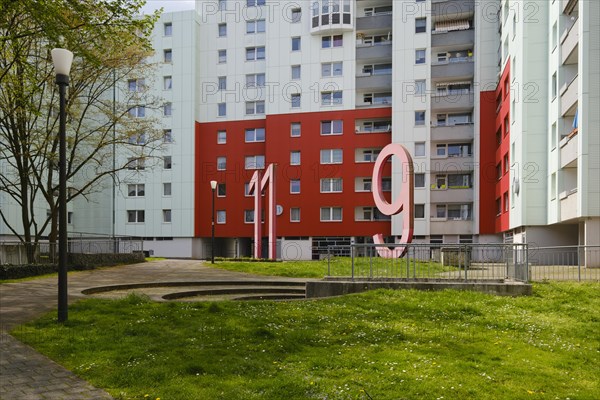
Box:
left=0, top=237, right=143, bottom=265
left=324, top=244, right=600, bottom=283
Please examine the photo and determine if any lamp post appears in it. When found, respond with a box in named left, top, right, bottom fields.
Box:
left=210, top=180, right=217, bottom=263
left=51, top=48, right=74, bottom=323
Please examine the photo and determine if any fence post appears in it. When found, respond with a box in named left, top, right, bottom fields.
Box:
left=351, top=243, right=355, bottom=280
left=327, top=246, right=331, bottom=276
left=525, top=243, right=529, bottom=283
left=369, top=245, right=373, bottom=279
left=577, top=245, right=581, bottom=282
left=463, top=245, right=467, bottom=281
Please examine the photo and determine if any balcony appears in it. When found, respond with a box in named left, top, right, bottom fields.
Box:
left=430, top=220, right=473, bottom=235
left=355, top=73, right=392, bottom=90
left=431, top=29, right=474, bottom=48
left=560, top=75, right=578, bottom=117
left=356, top=14, right=392, bottom=31
left=561, top=18, right=579, bottom=65
left=356, top=42, right=392, bottom=60
left=560, top=130, right=578, bottom=168
left=560, top=189, right=578, bottom=221
left=431, top=59, right=474, bottom=80
left=430, top=156, right=474, bottom=172
left=431, top=123, right=474, bottom=141
left=431, top=0, right=475, bottom=19
left=431, top=92, right=474, bottom=111
left=562, top=0, right=578, bottom=15
left=430, top=188, right=474, bottom=203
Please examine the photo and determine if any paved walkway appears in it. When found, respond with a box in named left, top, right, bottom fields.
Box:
left=0, top=259, right=283, bottom=399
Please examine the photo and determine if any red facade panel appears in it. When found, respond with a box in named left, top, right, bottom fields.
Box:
left=195, top=108, right=393, bottom=238
left=494, top=61, right=511, bottom=233
left=479, top=89, right=497, bottom=234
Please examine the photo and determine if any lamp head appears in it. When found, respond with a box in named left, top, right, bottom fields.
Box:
left=51, top=48, right=74, bottom=77
left=210, top=180, right=218, bottom=190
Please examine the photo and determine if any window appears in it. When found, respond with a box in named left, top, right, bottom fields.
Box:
left=163, top=103, right=172, bottom=117
left=415, top=142, right=426, bottom=157
left=503, top=154, right=509, bottom=174
left=291, top=8, right=301, bottom=23
left=128, top=78, right=145, bottom=92
left=163, top=129, right=173, bottom=143
left=359, top=207, right=390, bottom=222
left=447, top=204, right=472, bottom=220
left=416, top=18, right=426, bottom=33
left=322, top=62, right=343, bottom=77
left=164, top=76, right=172, bottom=90
left=218, top=23, right=227, bottom=37
left=128, top=133, right=146, bottom=145
left=414, top=204, right=425, bottom=219
left=291, top=93, right=301, bottom=108
left=415, top=49, right=426, bottom=64
left=321, top=91, right=343, bottom=105
left=246, top=73, right=266, bottom=87
left=415, top=111, right=425, bottom=125
left=218, top=76, right=226, bottom=90
left=217, top=156, right=226, bottom=170
left=217, top=130, right=226, bottom=144
left=415, top=80, right=426, bottom=95
left=436, top=144, right=447, bottom=157
left=245, top=101, right=265, bottom=115
left=321, top=207, right=342, bottom=222
left=359, top=149, right=381, bottom=162
left=216, top=210, right=226, bottom=224
left=164, top=22, right=172, bottom=36
left=551, top=72, right=557, bottom=99
left=247, top=0, right=265, bottom=6
left=163, top=182, right=172, bottom=196
left=291, top=122, right=301, bottom=137
left=164, top=49, right=172, bottom=63
left=290, top=207, right=300, bottom=222
left=128, top=106, right=145, bottom=118
left=436, top=205, right=447, bottom=218
left=246, top=19, right=265, bottom=33
left=551, top=122, right=557, bottom=149
left=291, top=65, right=301, bottom=80
left=447, top=173, right=472, bottom=188
left=163, top=209, right=172, bottom=223
left=218, top=49, right=227, bottom=63
left=245, top=155, right=265, bottom=169
left=357, top=178, right=372, bottom=192
left=551, top=173, right=557, bottom=200
left=290, top=179, right=301, bottom=194
left=290, top=151, right=301, bottom=165
left=321, top=149, right=343, bottom=164
left=127, top=184, right=145, bottom=197
left=218, top=0, right=226, bottom=10
left=496, top=198, right=502, bottom=215
left=415, top=173, right=425, bottom=188
left=217, top=183, right=226, bottom=197
left=552, top=22, right=557, bottom=51
left=244, top=210, right=254, bottom=223
left=163, top=156, right=172, bottom=169
left=322, top=35, right=343, bottom=48
left=245, top=128, right=265, bottom=142
left=246, top=46, right=265, bottom=60
left=291, top=37, right=301, bottom=51
left=503, top=192, right=509, bottom=212
left=218, top=103, right=226, bottom=116
left=321, top=120, right=343, bottom=135
left=321, top=178, right=343, bottom=193
left=127, top=210, right=145, bottom=223
left=67, top=212, right=73, bottom=224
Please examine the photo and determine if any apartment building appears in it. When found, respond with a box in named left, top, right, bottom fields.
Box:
left=489, top=0, right=600, bottom=249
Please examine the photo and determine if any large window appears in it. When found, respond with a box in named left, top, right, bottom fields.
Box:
left=416, top=17, right=426, bottom=33
left=321, top=91, right=343, bottom=105
left=246, top=19, right=265, bottom=33
left=245, top=128, right=265, bottom=142
left=246, top=46, right=266, bottom=61
left=321, top=207, right=342, bottom=222
left=291, top=122, right=301, bottom=137
left=322, top=62, right=343, bottom=77
left=320, top=149, right=343, bottom=164
left=127, top=184, right=145, bottom=197
left=321, top=178, right=343, bottom=193
left=245, top=155, right=265, bottom=169
left=127, top=210, right=145, bottom=223
left=128, top=78, right=145, bottom=92
left=322, top=35, right=343, bottom=48
left=246, top=73, right=266, bottom=87
left=245, top=101, right=265, bottom=115
left=321, top=120, right=343, bottom=135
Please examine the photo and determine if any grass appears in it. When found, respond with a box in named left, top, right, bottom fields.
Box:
left=12, top=282, right=600, bottom=400
left=213, top=257, right=457, bottom=279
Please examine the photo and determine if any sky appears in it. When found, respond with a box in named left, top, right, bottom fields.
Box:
left=140, top=0, right=196, bottom=14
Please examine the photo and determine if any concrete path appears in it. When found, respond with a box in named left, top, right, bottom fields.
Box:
left=0, top=259, right=291, bottom=399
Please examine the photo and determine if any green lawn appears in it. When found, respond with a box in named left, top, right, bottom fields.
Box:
left=214, top=257, right=457, bottom=279
left=12, top=282, right=599, bottom=400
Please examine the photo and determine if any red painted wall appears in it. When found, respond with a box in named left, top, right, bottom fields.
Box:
left=195, top=108, right=393, bottom=238
left=479, top=89, right=497, bottom=234
left=494, top=61, right=511, bottom=233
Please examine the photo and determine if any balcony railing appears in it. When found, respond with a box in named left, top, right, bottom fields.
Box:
left=560, top=75, right=578, bottom=116
left=561, top=18, right=579, bottom=65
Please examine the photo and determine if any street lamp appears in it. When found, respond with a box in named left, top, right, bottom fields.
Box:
left=210, top=180, right=217, bottom=264
left=51, top=48, right=74, bottom=323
